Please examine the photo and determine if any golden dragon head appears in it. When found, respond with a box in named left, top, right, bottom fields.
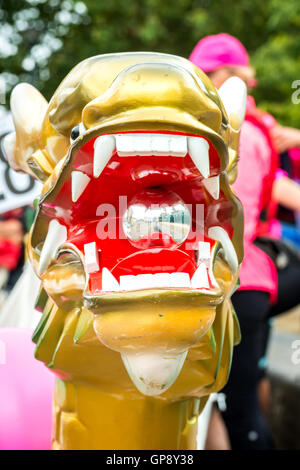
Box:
left=5, top=52, right=245, bottom=400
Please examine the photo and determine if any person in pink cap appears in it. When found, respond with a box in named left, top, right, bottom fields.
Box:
left=190, top=33, right=300, bottom=450
left=189, top=33, right=256, bottom=87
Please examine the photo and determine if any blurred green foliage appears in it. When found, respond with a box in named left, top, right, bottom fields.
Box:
left=1, top=0, right=300, bottom=126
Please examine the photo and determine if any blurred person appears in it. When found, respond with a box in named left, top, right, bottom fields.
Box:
left=0, top=209, right=24, bottom=307
left=0, top=113, right=36, bottom=309
left=190, top=33, right=300, bottom=450
left=269, top=126, right=300, bottom=248
left=271, top=126, right=300, bottom=155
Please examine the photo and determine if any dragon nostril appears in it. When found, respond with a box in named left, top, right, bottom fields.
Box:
left=122, top=188, right=191, bottom=249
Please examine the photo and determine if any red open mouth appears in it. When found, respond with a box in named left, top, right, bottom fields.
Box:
left=39, top=130, right=238, bottom=297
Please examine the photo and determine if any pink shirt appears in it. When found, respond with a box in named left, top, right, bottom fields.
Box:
left=233, top=121, right=278, bottom=302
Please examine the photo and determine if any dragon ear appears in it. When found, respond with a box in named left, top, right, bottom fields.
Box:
left=219, top=77, right=247, bottom=132
left=6, top=83, right=49, bottom=180
left=218, top=77, right=247, bottom=184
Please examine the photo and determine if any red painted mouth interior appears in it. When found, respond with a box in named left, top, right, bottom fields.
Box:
left=42, top=131, right=234, bottom=294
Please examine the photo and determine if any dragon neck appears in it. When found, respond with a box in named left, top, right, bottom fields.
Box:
left=52, top=378, right=200, bottom=450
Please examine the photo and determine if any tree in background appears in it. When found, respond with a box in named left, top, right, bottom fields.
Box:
left=1, top=0, right=300, bottom=126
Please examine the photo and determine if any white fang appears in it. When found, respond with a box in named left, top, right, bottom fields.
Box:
left=102, top=268, right=120, bottom=291
left=187, top=137, right=210, bottom=178
left=71, top=171, right=90, bottom=202
left=38, top=219, right=67, bottom=274
left=191, top=263, right=209, bottom=289
left=197, top=241, right=211, bottom=267
left=84, top=242, right=100, bottom=273
left=203, top=175, right=220, bottom=200
left=208, top=226, right=238, bottom=273
left=93, top=135, right=116, bottom=178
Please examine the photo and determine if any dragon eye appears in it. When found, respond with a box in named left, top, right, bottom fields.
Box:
left=70, top=124, right=82, bottom=142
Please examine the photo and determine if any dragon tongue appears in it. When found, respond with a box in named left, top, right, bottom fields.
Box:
left=121, top=351, right=187, bottom=396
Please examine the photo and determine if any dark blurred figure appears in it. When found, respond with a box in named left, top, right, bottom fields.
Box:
left=0, top=112, right=35, bottom=303
left=0, top=208, right=25, bottom=293
left=190, top=33, right=300, bottom=450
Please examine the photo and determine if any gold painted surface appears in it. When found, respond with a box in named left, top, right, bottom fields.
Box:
left=53, top=379, right=200, bottom=450
left=8, top=52, right=244, bottom=449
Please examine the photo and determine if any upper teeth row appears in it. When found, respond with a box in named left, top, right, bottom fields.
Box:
left=71, top=133, right=220, bottom=203
left=116, top=133, right=188, bottom=157
left=94, top=133, right=209, bottom=176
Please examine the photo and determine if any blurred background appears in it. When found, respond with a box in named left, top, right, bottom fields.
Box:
left=1, top=0, right=300, bottom=126
left=0, top=0, right=299, bottom=450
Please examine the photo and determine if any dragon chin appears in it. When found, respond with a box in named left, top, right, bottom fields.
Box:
left=121, top=350, right=188, bottom=396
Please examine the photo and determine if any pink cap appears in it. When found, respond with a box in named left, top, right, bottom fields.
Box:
left=189, top=33, right=249, bottom=72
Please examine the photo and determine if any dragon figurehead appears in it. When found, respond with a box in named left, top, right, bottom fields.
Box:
left=4, top=52, right=245, bottom=449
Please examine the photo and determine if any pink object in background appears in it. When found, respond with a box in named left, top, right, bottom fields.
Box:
left=0, top=328, right=54, bottom=450
left=189, top=33, right=249, bottom=72
left=233, top=120, right=278, bottom=303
